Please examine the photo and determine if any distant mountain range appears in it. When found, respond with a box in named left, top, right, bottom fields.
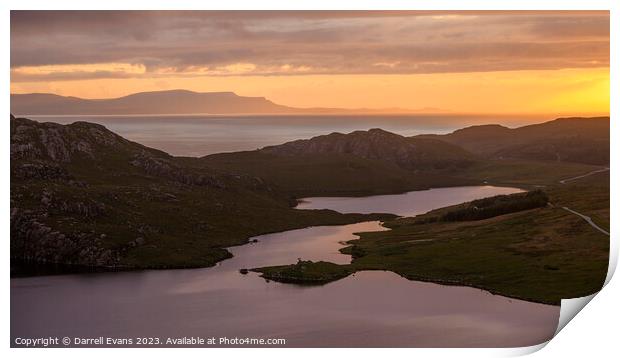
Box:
left=10, top=90, right=438, bottom=116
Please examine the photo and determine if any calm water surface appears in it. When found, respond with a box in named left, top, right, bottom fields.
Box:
left=26, top=114, right=543, bottom=156
left=11, top=186, right=559, bottom=347
left=297, top=186, right=525, bottom=216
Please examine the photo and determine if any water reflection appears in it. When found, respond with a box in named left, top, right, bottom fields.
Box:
left=11, top=186, right=558, bottom=347
left=297, top=186, right=525, bottom=217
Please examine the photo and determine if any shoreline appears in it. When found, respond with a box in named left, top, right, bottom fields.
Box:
left=12, top=182, right=525, bottom=278
left=12, top=172, right=608, bottom=307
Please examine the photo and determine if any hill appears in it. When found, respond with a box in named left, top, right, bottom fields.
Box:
left=11, top=114, right=609, bottom=273
left=419, top=117, right=609, bottom=165
left=262, top=128, right=475, bottom=170
left=10, top=90, right=437, bottom=116
left=202, top=129, right=479, bottom=197
left=10, top=115, right=391, bottom=270
left=10, top=90, right=297, bottom=115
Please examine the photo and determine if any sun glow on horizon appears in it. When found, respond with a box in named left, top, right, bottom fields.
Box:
left=11, top=11, right=609, bottom=117
left=10, top=66, right=609, bottom=117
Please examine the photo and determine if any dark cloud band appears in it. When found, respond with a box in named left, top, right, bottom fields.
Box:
left=10, top=10, right=610, bottom=81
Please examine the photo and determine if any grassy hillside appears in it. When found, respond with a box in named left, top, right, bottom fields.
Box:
left=261, top=128, right=476, bottom=170
left=202, top=128, right=479, bottom=197
left=12, top=114, right=610, bottom=297
left=11, top=116, right=393, bottom=270
left=203, top=122, right=607, bottom=197
left=419, top=117, right=609, bottom=165
left=254, top=171, right=610, bottom=305
left=453, top=159, right=603, bottom=188
left=201, top=150, right=478, bottom=197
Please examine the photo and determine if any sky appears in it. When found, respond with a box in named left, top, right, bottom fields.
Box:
left=10, top=11, right=610, bottom=115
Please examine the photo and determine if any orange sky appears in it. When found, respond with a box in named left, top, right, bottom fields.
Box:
left=10, top=67, right=609, bottom=116
left=10, top=11, right=610, bottom=116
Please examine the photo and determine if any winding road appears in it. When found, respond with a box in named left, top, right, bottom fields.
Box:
left=559, top=167, right=609, bottom=184
left=558, top=167, right=610, bottom=236
left=561, top=207, right=609, bottom=236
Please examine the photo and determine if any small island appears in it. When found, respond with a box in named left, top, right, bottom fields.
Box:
left=252, top=260, right=356, bottom=284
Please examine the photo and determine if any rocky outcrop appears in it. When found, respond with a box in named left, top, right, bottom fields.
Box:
left=10, top=117, right=130, bottom=162
left=9, top=114, right=291, bottom=270
left=38, top=189, right=106, bottom=219
left=11, top=163, right=70, bottom=180
left=9, top=116, right=157, bottom=267
left=262, top=128, right=475, bottom=170
left=130, top=151, right=226, bottom=188
left=10, top=208, right=119, bottom=266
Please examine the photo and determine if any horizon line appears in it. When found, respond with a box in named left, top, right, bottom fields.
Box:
left=9, top=90, right=610, bottom=118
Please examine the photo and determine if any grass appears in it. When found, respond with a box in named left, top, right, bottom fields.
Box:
left=453, top=159, right=602, bottom=189
left=202, top=152, right=602, bottom=197
left=11, top=117, right=398, bottom=270
left=201, top=151, right=479, bottom=197
left=12, top=174, right=394, bottom=269
left=254, top=176, right=610, bottom=305
left=252, top=260, right=355, bottom=284
left=546, top=170, right=610, bottom=230
left=12, top=116, right=610, bottom=297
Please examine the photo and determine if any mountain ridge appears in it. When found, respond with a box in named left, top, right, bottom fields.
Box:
left=261, top=128, right=476, bottom=170
left=417, top=117, right=610, bottom=165
left=11, top=113, right=609, bottom=276
left=10, top=90, right=444, bottom=115
left=11, top=90, right=295, bottom=115
left=11, top=114, right=390, bottom=269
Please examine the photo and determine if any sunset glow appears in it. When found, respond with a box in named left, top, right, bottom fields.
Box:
left=10, top=10, right=610, bottom=116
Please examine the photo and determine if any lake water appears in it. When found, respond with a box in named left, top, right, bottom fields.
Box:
left=26, top=114, right=543, bottom=156
left=11, top=186, right=559, bottom=347
left=11, top=186, right=559, bottom=348
left=297, top=186, right=525, bottom=217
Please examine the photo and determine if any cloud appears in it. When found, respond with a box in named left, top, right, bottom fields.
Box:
left=10, top=10, right=609, bottom=81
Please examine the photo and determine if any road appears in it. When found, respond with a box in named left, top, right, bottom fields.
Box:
left=558, top=167, right=610, bottom=236
left=559, top=167, right=609, bottom=184
left=561, top=207, right=609, bottom=236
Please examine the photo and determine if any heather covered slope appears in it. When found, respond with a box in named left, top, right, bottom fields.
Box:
left=202, top=125, right=602, bottom=197
left=10, top=113, right=610, bottom=289
left=262, top=128, right=475, bottom=170
left=202, top=128, right=478, bottom=197
left=10, top=116, right=392, bottom=270
left=418, top=117, right=609, bottom=165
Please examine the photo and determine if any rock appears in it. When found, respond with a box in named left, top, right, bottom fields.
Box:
left=239, top=268, right=249, bottom=274
left=130, top=151, right=225, bottom=188
left=10, top=208, right=119, bottom=266
left=261, top=128, right=474, bottom=170
left=12, top=163, right=70, bottom=180
left=10, top=117, right=127, bottom=163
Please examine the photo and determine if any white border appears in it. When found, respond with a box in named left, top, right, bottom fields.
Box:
left=2, top=1, right=616, bottom=357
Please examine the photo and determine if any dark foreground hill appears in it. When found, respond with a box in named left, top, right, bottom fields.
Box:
left=419, top=117, right=609, bottom=165
left=10, top=114, right=609, bottom=273
left=262, top=128, right=475, bottom=170
left=203, top=128, right=478, bottom=197
left=10, top=115, right=390, bottom=269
